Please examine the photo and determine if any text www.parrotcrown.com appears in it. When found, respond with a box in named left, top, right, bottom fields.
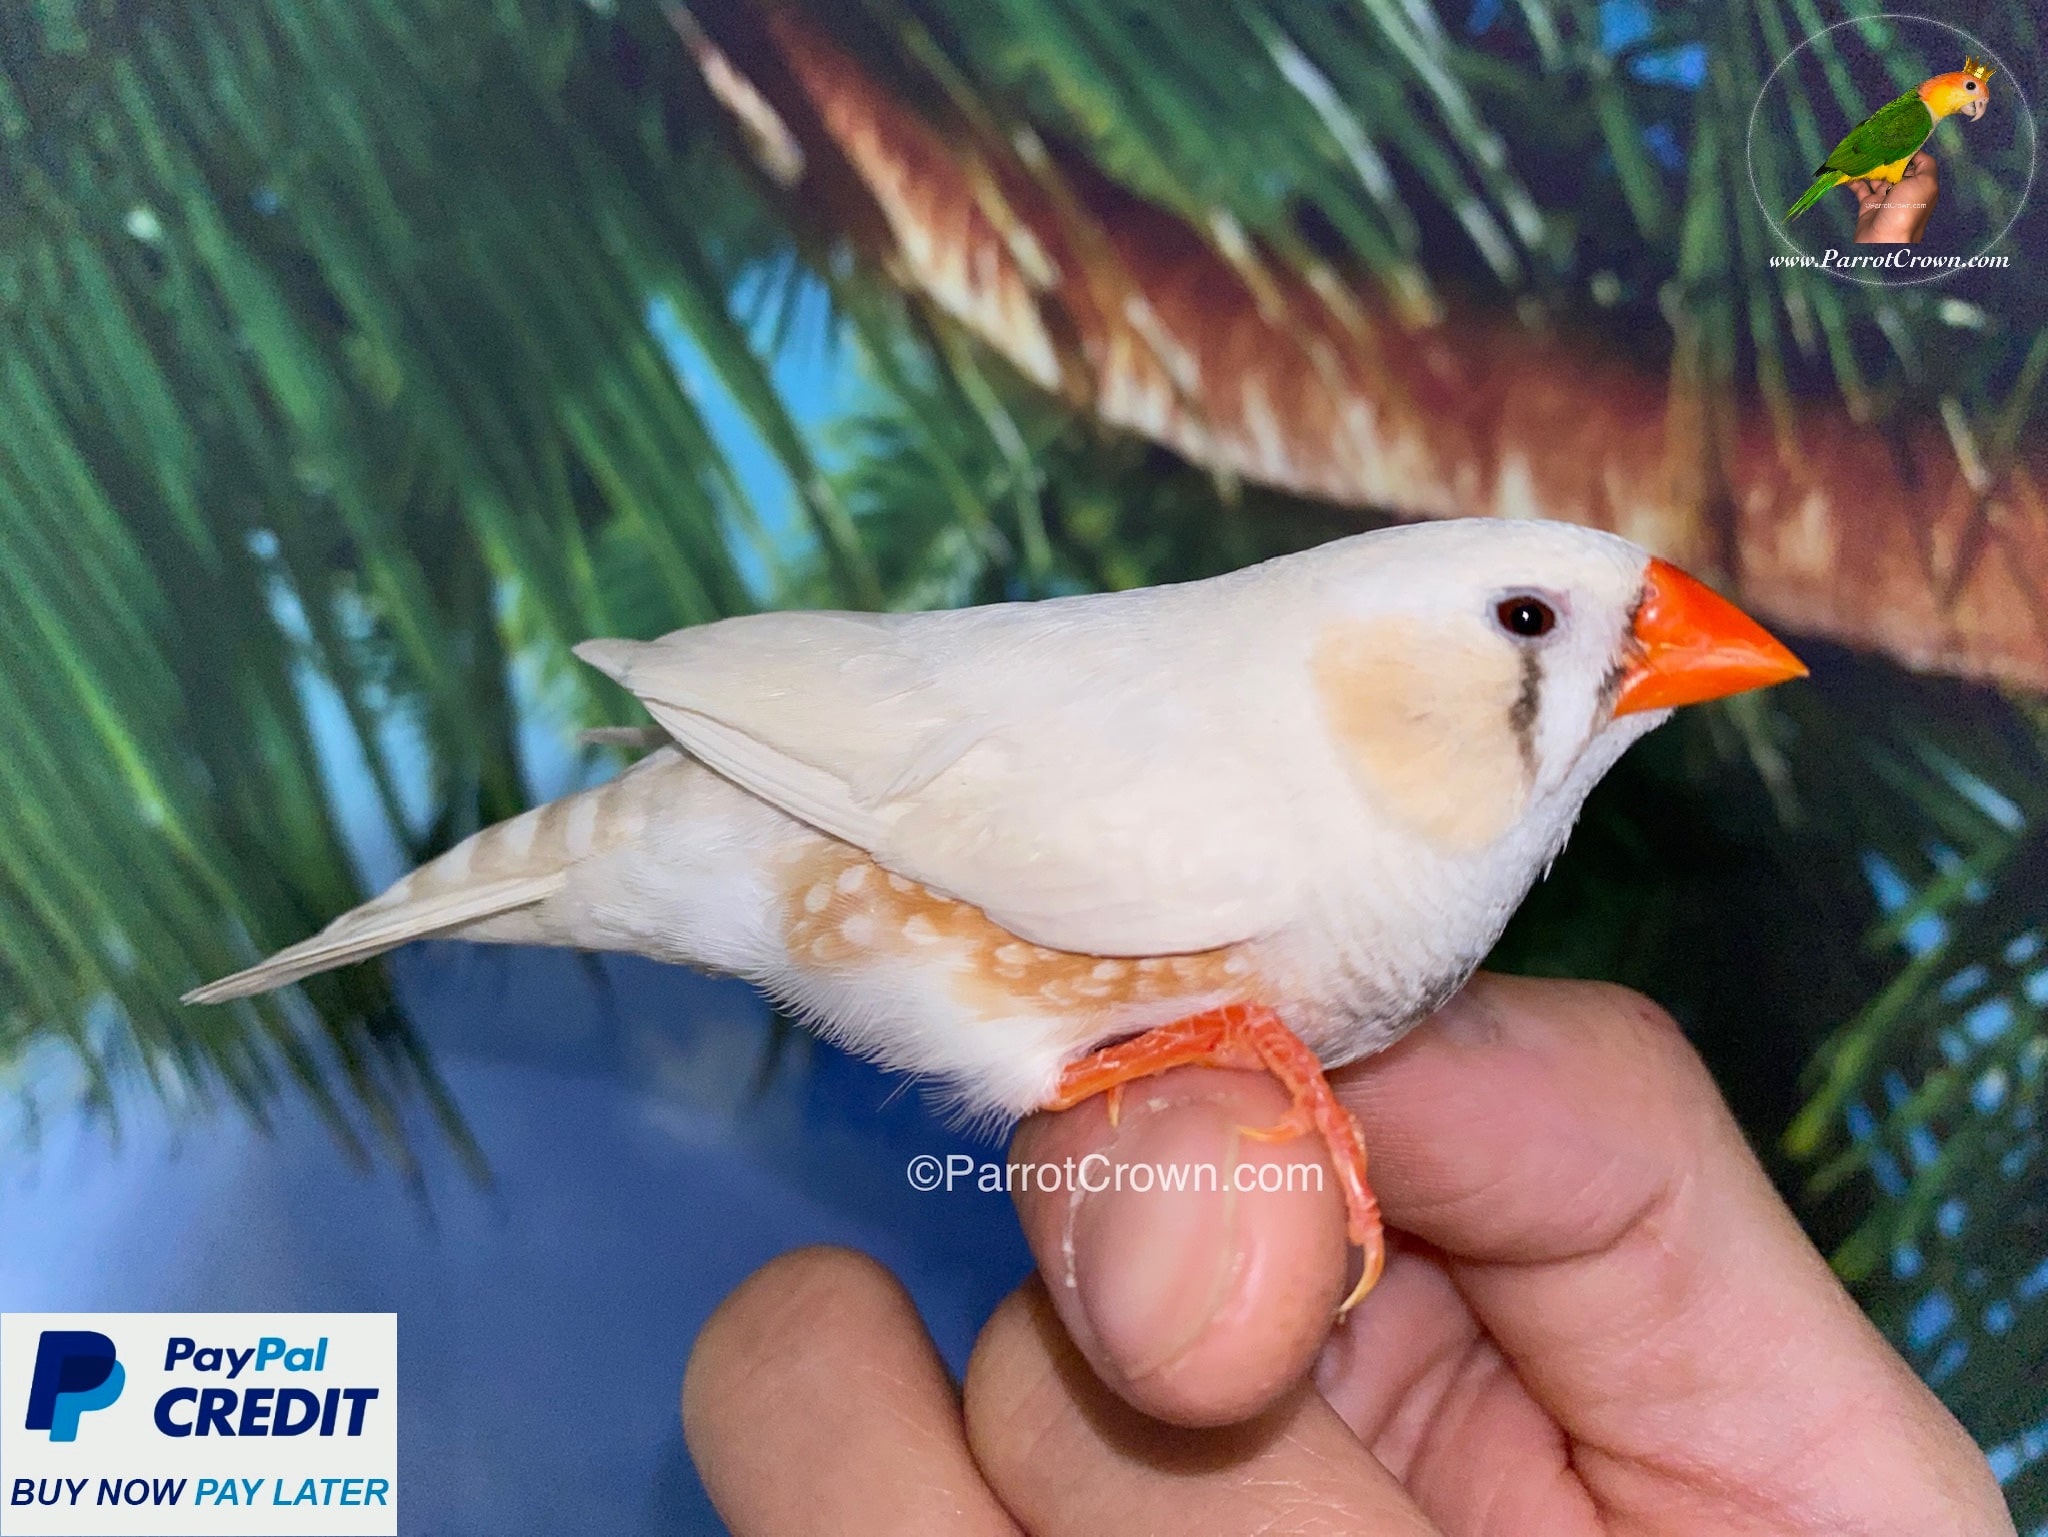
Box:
left=906, top=1152, right=1325, bottom=1196
left=1769, top=248, right=2011, bottom=269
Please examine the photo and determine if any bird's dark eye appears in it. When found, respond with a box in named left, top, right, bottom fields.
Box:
left=1495, top=596, right=1556, bottom=638
left=1967, top=80, right=1979, bottom=91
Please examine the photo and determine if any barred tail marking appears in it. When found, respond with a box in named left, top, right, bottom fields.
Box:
left=182, top=748, right=679, bottom=1005
left=179, top=871, right=567, bottom=1004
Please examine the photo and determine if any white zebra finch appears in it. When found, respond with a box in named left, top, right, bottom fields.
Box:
left=188, top=518, right=1807, bottom=1313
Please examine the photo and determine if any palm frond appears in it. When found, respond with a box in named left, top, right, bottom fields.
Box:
left=691, top=0, right=2048, bottom=690
left=0, top=0, right=860, bottom=1157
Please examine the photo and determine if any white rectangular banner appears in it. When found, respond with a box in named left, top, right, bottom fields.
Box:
left=1, top=1313, right=396, bottom=1537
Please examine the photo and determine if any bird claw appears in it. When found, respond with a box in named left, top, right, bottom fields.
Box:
left=1048, top=1002, right=1387, bottom=1317
left=1236, top=1107, right=1313, bottom=1143
left=1338, top=1242, right=1383, bottom=1317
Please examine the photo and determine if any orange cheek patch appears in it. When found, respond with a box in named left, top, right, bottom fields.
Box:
left=777, top=840, right=1253, bottom=1015
left=1313, top=617, right=1531, bottom=852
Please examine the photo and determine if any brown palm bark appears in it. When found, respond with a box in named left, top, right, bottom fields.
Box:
left=687, top=6, right=2048, bottom=691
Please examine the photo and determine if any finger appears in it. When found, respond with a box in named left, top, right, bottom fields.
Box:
left=1900, top=156, right=1937, bottom=239
left=1313, top=1244, right=1602, bottom=1534
left=1009, top=1066, right=1348, bottom=1426
left=1336, top=973, right=2006, bottom=1531
left=964, top=1281, right=1440, bottom=1537
left=683, top=1247, right=1021, bottom=1537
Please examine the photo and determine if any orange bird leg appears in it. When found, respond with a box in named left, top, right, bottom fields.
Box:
left=1044, top=1002, right=1386, bottom=1315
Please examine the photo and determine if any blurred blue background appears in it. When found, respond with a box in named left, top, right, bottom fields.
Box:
left=2, top=949, right=1026, bottom=1534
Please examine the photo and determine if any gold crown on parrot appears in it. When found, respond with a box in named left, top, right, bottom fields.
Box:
left=1963, top=57, right=1997, bottom=83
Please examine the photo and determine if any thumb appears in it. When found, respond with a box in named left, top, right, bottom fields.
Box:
left=1009, top=1066, right=1348, bottom=1426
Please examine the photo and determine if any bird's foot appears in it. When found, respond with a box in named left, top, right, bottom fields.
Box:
left=1045, top=1002, right=1385, bottom=1315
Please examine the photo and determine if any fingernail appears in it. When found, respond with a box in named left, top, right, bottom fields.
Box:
left=1429, top=978, right=1505, bottom=1045
left=1070, top=1098, right=1245, bottom=1382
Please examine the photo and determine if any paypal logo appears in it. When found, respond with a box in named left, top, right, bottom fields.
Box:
left=6, top=1311, right=396, bottom=1532
left=25, top=1331, right=125, bottom=1442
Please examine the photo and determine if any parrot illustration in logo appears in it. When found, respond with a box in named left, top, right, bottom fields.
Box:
left=1785, top=57, right=1995, bottom=221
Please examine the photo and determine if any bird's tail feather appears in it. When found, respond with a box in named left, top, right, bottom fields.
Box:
left=180, top=872, right=567, bottom=1004
left=1785, top=171, right=1839, bottom=221
left=183, top=747, right=681, bottom=1005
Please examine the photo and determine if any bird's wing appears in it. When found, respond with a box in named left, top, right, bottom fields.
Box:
left=576, top=588, right=1312, bottom=955
left=1821, top=92, right=1933, bottom=176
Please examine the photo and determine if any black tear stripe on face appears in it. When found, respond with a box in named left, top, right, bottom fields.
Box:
left=1509, top=647, right=1542, bottom=782
left=1598, top=583, right=1650, bottom=713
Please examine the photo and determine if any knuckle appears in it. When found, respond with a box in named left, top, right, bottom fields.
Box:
left=1573, top=981, right=1716, bottom=1102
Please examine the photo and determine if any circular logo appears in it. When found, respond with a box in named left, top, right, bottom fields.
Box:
left=1745, top=14, right=2035, bottom=286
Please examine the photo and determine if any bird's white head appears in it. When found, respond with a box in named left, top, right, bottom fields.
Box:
left=1302, top=519, right=1806, bottom=854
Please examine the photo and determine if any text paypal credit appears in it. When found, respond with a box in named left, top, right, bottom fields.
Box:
left=1, top=1313, right=396, bottom=1536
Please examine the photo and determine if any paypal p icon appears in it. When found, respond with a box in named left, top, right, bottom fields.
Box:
left=25, top=1330, right=125, bottom=1442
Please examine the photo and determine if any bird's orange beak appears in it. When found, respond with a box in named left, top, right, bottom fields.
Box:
left=1613, top=559, right=1808, bottom=715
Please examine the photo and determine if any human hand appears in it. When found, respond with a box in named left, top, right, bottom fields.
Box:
left=1851, top=152, right=1939, bottom=243
left=683, top=974, right=2013, bottom=1534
